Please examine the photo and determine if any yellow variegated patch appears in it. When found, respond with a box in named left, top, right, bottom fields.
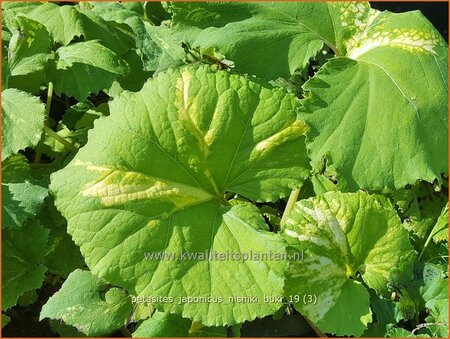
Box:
left=80, top=165, right=213, bottom=208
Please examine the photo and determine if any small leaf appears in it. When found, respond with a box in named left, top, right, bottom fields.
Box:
left=47, top=41, right=129, bottom=101
left=2, top=155, right=48, bottom=229
left=144, top=23, right=186, bottom=74
left=2, top=220, right=49, bottom=310
left=80, top=1, right=185, bottom=75
left=431, top=204, right=449, bottom=243
left=40, top=270, right=133, bottom=336
left=421, top=277, right=449, bottom=337
left=7, top=15, right=51, bottom=81
left=1, top=88, right=46, bottom=160
left=14, top=3, right=85, bottom=45
left=393, top=182, right=447, bottom=239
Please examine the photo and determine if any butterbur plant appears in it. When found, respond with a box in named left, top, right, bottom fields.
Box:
left=1, top=1, right=448, bottom=338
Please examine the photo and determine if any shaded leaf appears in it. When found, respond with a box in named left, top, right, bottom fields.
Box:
left=2, top=221, right=49, bottom=310
left=2, top=155, right=48, bottom=229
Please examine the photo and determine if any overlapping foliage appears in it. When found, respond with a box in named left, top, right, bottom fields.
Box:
left=1, top=2, right=448, bottom=338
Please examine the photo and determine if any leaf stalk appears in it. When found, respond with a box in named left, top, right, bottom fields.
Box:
left=34, top=82, right=54, bottom=163
left=280, top=188, right=300, bottom=228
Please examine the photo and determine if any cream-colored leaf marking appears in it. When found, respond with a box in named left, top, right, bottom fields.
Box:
left=286, top=202, right=352, bottom=261
left=336, top=2, right=441, bottom=58
left=253, top=120, right=307, bottom=158
left=175, top=69, right=211, bottom=157
left=332, top=1, right=369, bottom=30
left=348, top=28, right=441, bottom=58
left=340, top=4, right=383, bottom=55
left=285, top=228, right=333, bottom=249
left=79, top=164, right=213, bottom=208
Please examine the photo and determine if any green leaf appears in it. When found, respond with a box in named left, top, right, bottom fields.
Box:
left=47, top=40, right=129, bottom=101
left=17, top=289, right=38, bottom=307
left=421, top=277, right=449, bottom=337
left=2, top=220, right=49, bottom=310
left=6, top=15, right=51, bottom=89
left=44, top=225, right=85, bottom=278
left=431, top=204, right=449, bottom=243
left=41, top=202, right=85, bottom=277
left=145, top=1, right=171, bottom=25
left=62, top=101, right=109, bottom=131
left=318, top=280, right=372, bottom=336
left=2, top=314, right=11, bottom=328
left=2, top=155, right=48, bottom=229
left=172, top=2, right=363, bottom=79
left=303, top=10, right=448, bottom=190
left=87, top=1, right=185, bottom=73
left=370, top=295, right=397, bottom=327
left=393, top=182, right=447, bottom=239
left=310, top=174, right=338, bottom=195
left=76, top=9, right=135, bottom=55
left=386, top=327, right=428, bottom=338
left=1, top=1, right=40, bottom=12
left=40, top=270, right=133, bottom=336
left=1, top=2, right=41, bottom=32
left=6, top=2, right=134, bottom=55
left=49, top=320, right=87, bottom=338
left=283, top=191, right=414, bottom=336
left=1, top=88, right=46, bottom=160
left=51, top=65, right=310, bottom=326
left=129, top=302, right=154, bottom=323
left=3, top=15, right=48, bottom=94
left=2, top=31, right=10, bottom=88
left=7, top=70, right=47, bottom=95
left=107, top=49, right=152, bottom=96
left=11, top=3, right=84, bottom=45
left=88, top=2, right=161, bottom=72
left=395, top=289, right=417, bottom=322
left=144, top=23, right=186, bottom=74
left=133, top=311, right=191, bottom=338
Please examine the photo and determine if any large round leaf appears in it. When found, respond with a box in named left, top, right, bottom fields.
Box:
left=51, top=65, right=310, bottom=326
left=282, top=191, right=414, bottom=336
left=302, top=10, right=448, bottom=190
